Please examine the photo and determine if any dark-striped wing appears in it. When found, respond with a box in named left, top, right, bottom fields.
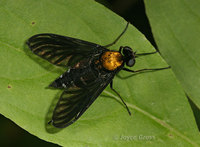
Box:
left=51, top=72, right=115, bottom=128
left=27, top=33, right=103, bottom=67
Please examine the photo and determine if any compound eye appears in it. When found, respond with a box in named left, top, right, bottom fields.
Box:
left=122, top=46, right=133, bottom=56
left=126, top=58, right=135, bottom=67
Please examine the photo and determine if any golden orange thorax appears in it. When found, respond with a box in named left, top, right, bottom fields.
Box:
left=100, top=51, right=123, bottom=71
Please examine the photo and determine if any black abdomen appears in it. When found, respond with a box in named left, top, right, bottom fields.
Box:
left=49, top=66, right=99, bottom=89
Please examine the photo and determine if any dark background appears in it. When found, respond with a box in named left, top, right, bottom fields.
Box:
left=0, top=0, right=177, bottom=146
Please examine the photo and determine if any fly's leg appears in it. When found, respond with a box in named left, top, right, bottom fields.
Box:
left=123, top=66, right=170, bottom=73
left=135, top=51, right=158, bottom=57
left=104, top=22, right=129, bottom=48
left=110, top=81, right=131, bottom=115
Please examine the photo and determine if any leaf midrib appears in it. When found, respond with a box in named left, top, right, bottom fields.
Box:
left=103, top=90, right=199, bottom=146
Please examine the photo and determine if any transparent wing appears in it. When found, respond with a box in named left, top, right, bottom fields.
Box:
left=51, top=73, right=115, bottom=128
left=27, top=33, right=106, bottom=67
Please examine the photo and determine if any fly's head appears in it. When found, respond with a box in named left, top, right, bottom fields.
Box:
left=121, top=46, right=136, bottom=67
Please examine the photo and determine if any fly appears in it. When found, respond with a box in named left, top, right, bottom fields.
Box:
left=27, top=22, right=170, bottom=128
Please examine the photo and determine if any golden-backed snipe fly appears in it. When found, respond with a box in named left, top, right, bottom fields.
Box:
left=27, top=22, right=170, bottom=128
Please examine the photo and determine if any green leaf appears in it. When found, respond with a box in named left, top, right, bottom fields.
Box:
left=0, top=0, right=199, bottom=146
left=144, top=0, right=200, bottom=110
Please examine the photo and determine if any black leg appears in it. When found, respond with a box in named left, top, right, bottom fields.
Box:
left=135, top=51, right=158, bottom=58
left=48, top=120, right=52, bottom=125
left=110, top=81, right=131, bottom=115
left=119, top=46, right=124, bottom=53
left=123, top=66, right=170, bottom=73
left=104, top=22, right=129, bottom=48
